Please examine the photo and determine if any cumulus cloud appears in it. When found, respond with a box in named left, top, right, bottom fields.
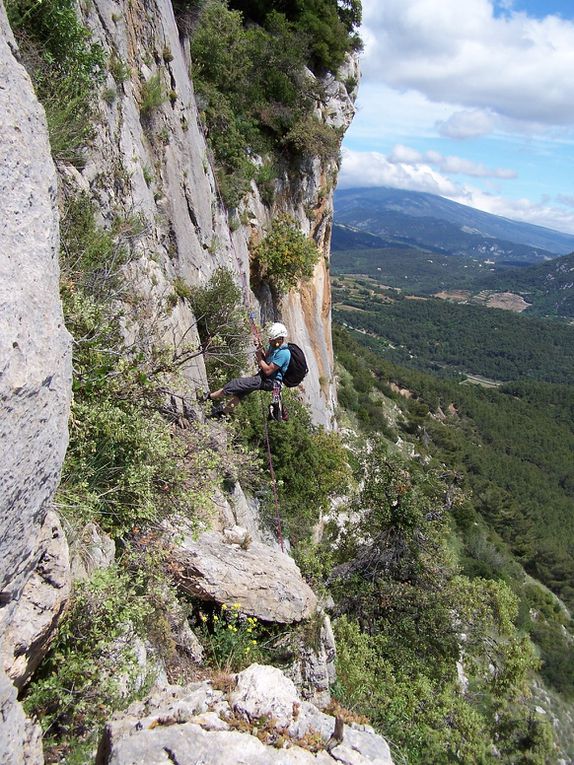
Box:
left=338, top=149, right=574, bottom=234
left=338, top=148, right=459, bottom=196
left=451, top=188, right=574, bottom=233
left=360, top=0, right=574, bottom=125
left=437, top=109, right=496, bottom=139
left=388, top=143, right=516, bottom=178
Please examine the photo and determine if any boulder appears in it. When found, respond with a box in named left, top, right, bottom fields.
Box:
left=167, top=525, right=317, bottom=623
left=97, top=664, right=393, bottom=765
left=2, top=510, right=71, bottom=689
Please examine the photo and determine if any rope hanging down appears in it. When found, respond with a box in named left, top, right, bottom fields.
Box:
left=262, top=397, right=285, bottom=553
left=202, top=145, right=286, bottom=551
left=252, top=309, right=285, bottom=552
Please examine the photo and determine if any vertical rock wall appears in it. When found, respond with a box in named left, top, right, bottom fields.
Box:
left=77, top=0, right=357, bottom=425
left=0, top=2, right=72, bottom=761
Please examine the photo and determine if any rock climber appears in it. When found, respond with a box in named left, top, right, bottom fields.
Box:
left=203, top=322, right=291, bottom=419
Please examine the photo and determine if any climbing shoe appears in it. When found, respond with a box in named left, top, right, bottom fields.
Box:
left=209, top=404, right=226, bottom=419
left=268, top=401, right=283, bottom=422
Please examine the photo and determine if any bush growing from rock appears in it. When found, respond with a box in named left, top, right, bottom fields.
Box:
left=253, top=215, right=320, bottom=295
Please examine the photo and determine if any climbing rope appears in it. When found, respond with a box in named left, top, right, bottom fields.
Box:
left=195, top=115, right=286, bottom=551
left=261, top=397, right=285, bottom=553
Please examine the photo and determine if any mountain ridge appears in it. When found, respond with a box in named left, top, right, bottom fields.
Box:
left=334, top=186, right=574, bottom=257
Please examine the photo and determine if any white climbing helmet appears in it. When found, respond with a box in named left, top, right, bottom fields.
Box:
left=268, top=322, right=288, bottom=341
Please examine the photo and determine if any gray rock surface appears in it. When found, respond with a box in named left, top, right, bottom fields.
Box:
left=0, top=0, right=71, bottom=622
left=286, top=612, right=337, bottom=708
left=76, top=0, right=357, bottom=429
left=167, top=524, right=317, bottom=623
left=2, top=510, right=71, bottom=689
left=0, top=4, right=72, bottom=762
left=70, top=522, right=116, bottom=581
left=97, top=664, right=393, bottom=765
left=0, top=671, right=43, bottom=765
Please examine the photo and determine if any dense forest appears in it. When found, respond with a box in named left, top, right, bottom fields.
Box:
left=331, top=322, right=574, bottom=758
left=333, top=276, right=574, bottom=383
left=332, top=244, right=574, bottom=318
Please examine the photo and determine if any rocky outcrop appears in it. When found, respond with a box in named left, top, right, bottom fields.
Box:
left=285, top=612, right=338, bottom=709
left=0, top=672, right=43, bottom=765
left=97, top=664, right=393, bottom=765
left=70, top=522, right=116, bottom=581
left=167, top=524, right=317, bottom=623
left=281, top=56, right=359, bottom=428
left=0, top=4, right=72, bottom=762
left=2, top=511, right=71, bottom=689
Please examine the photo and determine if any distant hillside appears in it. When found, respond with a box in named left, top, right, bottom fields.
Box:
left=473, top=251, right=574, bottom=317
left=334, top=187, right=574, bottom=260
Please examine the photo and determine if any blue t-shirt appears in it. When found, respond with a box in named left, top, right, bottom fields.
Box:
left=266, top=343, right=291, bottom=381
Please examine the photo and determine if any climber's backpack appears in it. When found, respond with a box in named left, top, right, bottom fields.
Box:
left=282, top=343, right=308, bottom=388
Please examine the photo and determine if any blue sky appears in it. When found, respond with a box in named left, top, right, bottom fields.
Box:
left=339, top=0, right=574, bottom=233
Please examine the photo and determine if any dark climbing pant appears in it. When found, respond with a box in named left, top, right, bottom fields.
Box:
left=223, top=372, right=274, bottom=400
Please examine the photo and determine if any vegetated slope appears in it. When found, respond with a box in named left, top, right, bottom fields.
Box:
left=332, top=278, right=574, bottom=384
left=332, top=235, right=574, bottom=318
left=330, top=302, right=574, bottom=607
left=331, top=281, right=574, bottom=617
left=332, top=324, right=574, bottom=759
left=470, top=250, right=574, bottom=318
left=331, top=242, right=511, bottom=293
left=334, top=186, right=574, bottom=256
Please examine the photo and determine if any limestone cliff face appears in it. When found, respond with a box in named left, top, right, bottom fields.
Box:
left=75, top=0, right=358, bottom=426
left=0, top=0, right=357, bottom=756
left=0, top=4, right=72, bottom=762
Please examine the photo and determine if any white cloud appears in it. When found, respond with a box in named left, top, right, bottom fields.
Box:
left=451, top=188, right=574, bottom=233
left=338, top=148, right=574, bottom=234
left=388, top=143, right=516, bottom=178
left=360, top=0, right=574, bottom=126
left=437, top=109, right=496, bottom=139
left=338, top=148, right=459, bottom=196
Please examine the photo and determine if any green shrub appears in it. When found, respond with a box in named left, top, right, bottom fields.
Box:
left=188, top=0, right=351, bottom=204
left=5, top=0, right=105, bottom=90
left=57, top=193, right=222, bottom=538
left=190, top=268, right=250, bottom=387
left=109, top=52, right=131, bottom=83
left=235, top=392, right=352, bottom=542
left=6, top=0, right=104, bottom=164
left=228, top=0, right=362, bottom=73
left=253, top=215, right=320, bottom=294
left=140, top=71, right=165, bottom=116
left=173, top=276, right=193, bottom=301
left=328, top=441, right=554, bottom=764
left=23, top=566, right=154, bottom=758
left=284, top=116, right=342, bottom=162
left=333, top=616, right=490, bottom=765
left=196, top=603, right=267, bottom=671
